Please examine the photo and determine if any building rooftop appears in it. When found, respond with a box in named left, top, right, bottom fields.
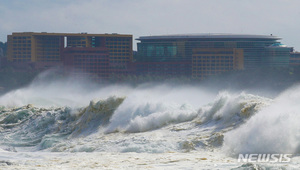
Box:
left=137, top=33, right=281, bottom=40
left=267, top=43, right=289, bottom=48
left=10, top=32, right=132, bottom=37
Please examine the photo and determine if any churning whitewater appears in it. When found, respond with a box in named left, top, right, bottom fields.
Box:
left=1, top=75, right=300, bottom=169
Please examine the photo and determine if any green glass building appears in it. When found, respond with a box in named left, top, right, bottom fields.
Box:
left=136, top=34, right=292, bottom=69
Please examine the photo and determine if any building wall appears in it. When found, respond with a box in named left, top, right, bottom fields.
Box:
left=192, top=48, right=244, bottom=79
left=137, top=41, right=188, bottom=62
left=136, top=36, right=285, bottom=71
left=105, top=36, right=132, bottom=64
left=290, top=52, right=300, bottom=67
left=7, top=32, right=132, bottom=64
left=62, top=47, right=110, bottom=79
left=134, top=61, right=191, bottom=77
left=32, top=35, right=63, bottom=62
left=263, top=47, right=291, bottom=67
left=7, top=33, right=33, bottom=62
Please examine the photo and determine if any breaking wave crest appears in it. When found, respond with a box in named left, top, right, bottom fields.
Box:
left=196, top=91, right=271, bottom=128
left=0, top=96, right=125, bottom=151
left=223, top=85, right=300, bottom=156
left=2, top=72, right=298, bottom=154
left=0, top=87, right=274, bottom=153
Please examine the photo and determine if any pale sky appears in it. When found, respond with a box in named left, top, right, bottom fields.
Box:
left=0, top=0, right=300, bottom=50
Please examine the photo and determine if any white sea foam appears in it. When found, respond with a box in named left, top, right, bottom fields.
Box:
left=223, top=84, right=300, bottom=155
left=1, top=70, right=300, bottom=169
left=197, top=91, right=272, bottom=128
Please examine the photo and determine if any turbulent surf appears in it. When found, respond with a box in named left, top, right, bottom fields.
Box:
left=0, top=77, right=300, bottom=169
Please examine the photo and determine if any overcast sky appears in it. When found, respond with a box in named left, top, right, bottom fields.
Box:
left=0, top=0, right=300, bottom=50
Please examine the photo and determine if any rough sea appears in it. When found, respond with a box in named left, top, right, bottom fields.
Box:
left=0, top=72, right=300, bottom=169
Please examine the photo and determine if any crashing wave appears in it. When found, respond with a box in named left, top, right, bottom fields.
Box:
left=196, top=92, right=272, bottom=128
left=223, top=86, right=300, bottom=156
left=70, top=96, right=125, bottom=137
left=0, top=89, right=288, bottom=154
left=0, top=96, right=125, bottom=151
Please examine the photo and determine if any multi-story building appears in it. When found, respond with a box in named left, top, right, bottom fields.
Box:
left=136, top=34, right=292, bottom=79
left=263, top=43, right=292, bottom=67
left=192, top=48, right=244, bottom=79
left=134, top=61, right=191, bottom=77
left=7, top=32, right=132, bottom=63
left=6, top=32, right=132, bottom=78
left=62, top=47, right=110, bottom=80
left=290, top=52, right=300, bottom=67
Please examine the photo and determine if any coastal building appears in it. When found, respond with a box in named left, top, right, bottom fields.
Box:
left=7, top=32, right=132, bottom=63
left=6, top=32, right=132, bottom=78
left=136, top=34, right=292, bottom=79
left=62, top=47, right=110, bottom=79
left=192, top=48, right=244, bottom=79
left=290, top=52, right=300, bottom=67
left=134, top=61, right=191, bottom=78
left=263, top=43, right=292, bottom=67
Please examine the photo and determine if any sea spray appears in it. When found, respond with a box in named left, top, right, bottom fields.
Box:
left=70, top=96, right=125, bottom=137
left=0, top=69, right=131, bottom=108
left=103, top=84, right=215, bottom=133
left=223, top=85, right=300, bottom=156
left=0, top=72, right=278, bottom=154
left=196, top=92, right=272, bottom=128
left=0, top=97, right=125, bottom=151
left=105, top=102, right=197, bottom=133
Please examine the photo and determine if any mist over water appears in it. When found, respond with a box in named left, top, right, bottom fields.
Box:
left=0, top=70, right=130, bottom=108
left=0, top=69, right=218, bottom=109
left=0, top=69, right=300, bottom=169
left=223, top=84, right=300, bottom=155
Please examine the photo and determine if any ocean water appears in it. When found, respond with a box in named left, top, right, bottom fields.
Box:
left=0, top=74, right=300, bottom=169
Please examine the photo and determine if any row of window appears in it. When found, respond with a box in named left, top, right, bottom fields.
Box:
left=109, top=49, right=130, bottom=52
left=106, top=38, right=130, bottom=42
left=106, top=42, right=130, bottom=45
left=37, top=59, right=60, bottom=62
left=193, top=66, right=233, bottom=70
left=37, top=44, right=60, bottom=48
left=12, top=56, right=31, bottom=58
left=13, top=47, right=31, bottom=50
left=65, top=51, right=108, bottom=54
left=13, top=52, right=31, bottom=54
left=74, top=55, right=108, bottom=58
left=193, top=70, right=228, bottom=74
left=13, top=44, right=31, bottom=47
left=290, top=60, right=300, bottom=63
left=109, top=56, right=130, bottom=59
left=74, top=59, right=109, bottom=63
left=193, top=60, right=233, bottom=65
left=68, top=37, right=86, bottom=40
left=194, top=51, right=234, bottom=54
left=193, top=63, right=233, bottom=67
left=109, top=53, right=131, bottom=56
left=12, top=40, right=31, bottom=43
left=12, top=36, right=31, bottom=39
left=39, top=56, right=60, bottom=59
left=68, top=41, right=86, bottom=45
left=74, top=65, right=109, bottom=68
left=13, top=59, right=31, bottom=62
left=110, top=61, right=128, bottom=64
left=193, top=56, right=233, bottom=59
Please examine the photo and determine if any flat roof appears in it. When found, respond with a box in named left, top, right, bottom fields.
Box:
left=10, top=32, right=132, bottom=37
left=137, top=33, right=281, bottom=40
